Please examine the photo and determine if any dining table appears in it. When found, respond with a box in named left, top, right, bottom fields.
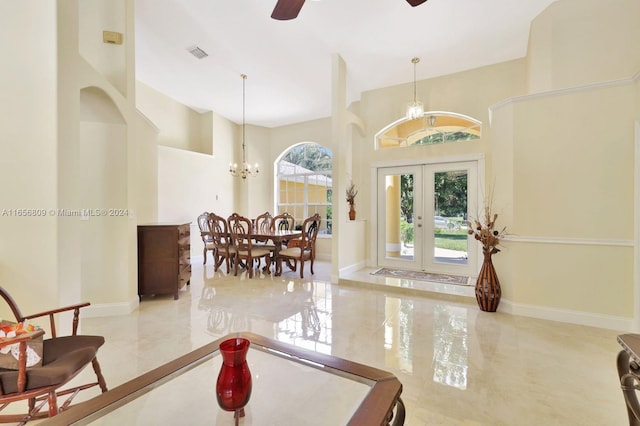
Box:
left=251, top=228, right=302, bottom=276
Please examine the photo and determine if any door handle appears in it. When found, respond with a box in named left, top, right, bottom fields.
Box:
left=417, top=224, right=422, bottom=227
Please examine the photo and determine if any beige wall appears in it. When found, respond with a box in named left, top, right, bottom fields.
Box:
left=157, top=145, right=235, bottom=257
left=527, top=0, right=640, bottom=93
left=486, top=0, right=639, bottom=324
left=0, top=1, right=59, bottom=317
left=136, top=82, right=212, bottom=154
left=492, top=81, right=636, bottom=319
left=234, top=125, right=272, bottom=218
left=79, top=0, right=127, bottom=96
left=0, top=1, right=152, bottom=321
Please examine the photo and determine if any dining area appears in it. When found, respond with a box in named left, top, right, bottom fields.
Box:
left=197, top=211, right=322, bottom=279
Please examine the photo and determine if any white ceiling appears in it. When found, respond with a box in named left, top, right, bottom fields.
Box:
left=134, top=0, right=556, bottom=128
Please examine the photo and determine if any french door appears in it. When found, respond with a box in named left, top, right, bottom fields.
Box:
left=376, top=161, right=478, bottom=276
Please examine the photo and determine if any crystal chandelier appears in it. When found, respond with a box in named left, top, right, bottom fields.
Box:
left=229, top=74, right=259, bottom=179
left=406, top=57, right=424, bottom=120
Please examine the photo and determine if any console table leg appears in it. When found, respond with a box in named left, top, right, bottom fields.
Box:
left=617, top=350, right=640, bottom=426
left=386, top=396, right=405, bottom=426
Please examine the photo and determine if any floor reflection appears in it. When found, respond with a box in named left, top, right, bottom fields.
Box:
left=77, top=259, right=625, bottom=426
left=384, top=297, right=414, bottom=374
left=432, top=304, right=468, bottom=389
left=199, top=269, right=332, bottom=354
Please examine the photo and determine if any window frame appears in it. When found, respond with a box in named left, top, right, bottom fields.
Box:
left=276, top=143, right=333, bottom=237
left=375, top=111, right=482, bottom=150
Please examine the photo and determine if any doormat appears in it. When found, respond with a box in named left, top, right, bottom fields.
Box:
left=371, top=268, right=471, bottom=286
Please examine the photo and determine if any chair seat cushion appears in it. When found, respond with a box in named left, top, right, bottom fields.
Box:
left=218, top=246, right=236, bottom=255
left=279, top=247, right=304, bottom=257
left=238, top=248, right=271, bottom=257
left=0, top=335, right=104, bottom=394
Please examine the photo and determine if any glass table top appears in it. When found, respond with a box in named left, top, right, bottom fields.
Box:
left=41, top=332, right=403, bottom=425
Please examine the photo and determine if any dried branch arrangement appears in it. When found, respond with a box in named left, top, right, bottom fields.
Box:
left=467, top=190, right=506, bottom=255
left=345, top=182, right=358, bottom=205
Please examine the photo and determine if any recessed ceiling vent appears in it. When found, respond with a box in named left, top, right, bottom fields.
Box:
left=187, top=45, right=208, bottom=59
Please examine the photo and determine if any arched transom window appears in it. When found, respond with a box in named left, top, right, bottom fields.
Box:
left=376, top=111, right=481, bottom=149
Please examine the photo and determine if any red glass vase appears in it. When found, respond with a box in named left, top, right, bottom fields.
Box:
left=216, top=338, right=252, bottom=421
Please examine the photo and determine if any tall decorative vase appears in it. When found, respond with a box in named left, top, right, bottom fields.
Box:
left=216, top=337, right=252, bottom=424
left=348, top=203, right=356, bottom=220
left=475, top=249, right=501, bottom=312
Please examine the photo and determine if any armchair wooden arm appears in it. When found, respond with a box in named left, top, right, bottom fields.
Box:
left=0, top=329, right=46, bottom=394
left=0, top=328, right=46, bottom=349
left=22, top=302, right=90, bottom=338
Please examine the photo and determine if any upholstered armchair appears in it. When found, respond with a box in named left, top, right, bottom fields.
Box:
left=0, top=286, right=107, bottom=423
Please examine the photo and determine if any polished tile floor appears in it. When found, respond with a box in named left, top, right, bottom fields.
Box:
left=68, top=259, right=625, bottom=425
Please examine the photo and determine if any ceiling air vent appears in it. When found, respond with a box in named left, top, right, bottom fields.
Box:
left=187, top=45, right=208, bottom=59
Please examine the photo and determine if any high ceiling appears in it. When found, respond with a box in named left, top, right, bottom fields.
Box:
left=134, top=0, right=556, bottom=128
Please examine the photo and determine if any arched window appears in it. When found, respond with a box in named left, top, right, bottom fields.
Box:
left=276, top=143, right=333, bottom=235
left=375, top=111, right=481, bottom=149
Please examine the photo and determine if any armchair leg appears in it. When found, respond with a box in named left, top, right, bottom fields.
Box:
left=47, top=391, right=58, bottom=417
left=92, top=358, right=108, bottom=393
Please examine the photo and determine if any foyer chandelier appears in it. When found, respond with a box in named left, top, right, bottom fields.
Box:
left=229, top=74, right=259, bottom=179
left=406, top=57, right=424, bottom=120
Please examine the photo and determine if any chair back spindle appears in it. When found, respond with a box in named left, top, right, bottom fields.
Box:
left=272, top=212, right=295, bottom=232
left=255, top=212, right=273, bottom=234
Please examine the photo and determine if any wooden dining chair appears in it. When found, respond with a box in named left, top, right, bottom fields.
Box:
left=272, top=212, right=295, bottom=232
left=253, top=211, right=276, bottom=268
left=272, top=212, right=297, bottom=270
left=0, top=286, right=108, bottom=423
left=197, top=211, right=215, bottom=264
left=207, top=213, right=236, bottom=274
left=227, top=213, right=272, bottom=278
left=276, top=213, right=321, bottom=278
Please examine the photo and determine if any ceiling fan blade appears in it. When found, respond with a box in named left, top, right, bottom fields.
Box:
left=406, top=0, right=428, bottom=6
left=271, top=0, right=306, bottom=20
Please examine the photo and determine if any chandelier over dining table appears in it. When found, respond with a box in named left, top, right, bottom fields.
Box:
left=229, top=73, right=259, bottom=179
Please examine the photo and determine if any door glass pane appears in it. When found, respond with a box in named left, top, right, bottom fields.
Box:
left=384, top=173, right=414, bottom=261
left=433, top=170, right=468, bottom=265
left=400, top=174, right=414, bottom=260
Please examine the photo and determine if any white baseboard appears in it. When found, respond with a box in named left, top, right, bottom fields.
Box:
left=332, top=261, right=367, bottom=284
left=83, top=297, right=139, bottom=318
left=339, top=261, right=367, bottom=276
left=499, top=298, right=631, bottom=331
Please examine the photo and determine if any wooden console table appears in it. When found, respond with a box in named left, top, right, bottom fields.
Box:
left=137, top=223, right=191, bottom=300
